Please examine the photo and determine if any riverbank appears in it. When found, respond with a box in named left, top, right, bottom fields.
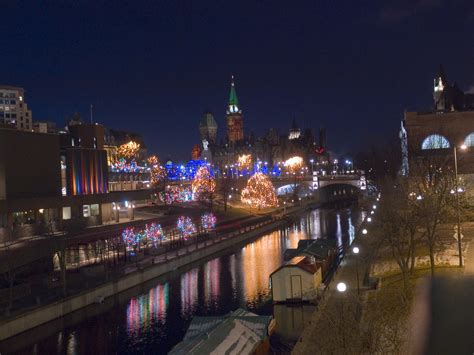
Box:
left=0, top=203, right=318, bottom=342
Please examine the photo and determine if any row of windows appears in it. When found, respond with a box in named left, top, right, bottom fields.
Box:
left=421, top=133, right=474, bottom=150
left=0, top=92, right=17, bottom=98
left=0, top=110, right=29, bottom=116
left=0, top=99, right=16, bottom=105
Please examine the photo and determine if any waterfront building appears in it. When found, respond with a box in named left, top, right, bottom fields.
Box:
left=0, top=85, right=33, bottom=131
left=270, top=256, right=322, bottom=302
left=0, top=122, right=150, bottom=243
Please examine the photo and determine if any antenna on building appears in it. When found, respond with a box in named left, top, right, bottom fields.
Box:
left=90, top=104, right=94, bottom=124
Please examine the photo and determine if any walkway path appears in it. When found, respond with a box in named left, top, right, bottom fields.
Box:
left=292, top=210, right=378, bottom=354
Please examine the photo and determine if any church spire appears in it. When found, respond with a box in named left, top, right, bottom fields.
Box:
left=228, top=75, right=239, bottom=109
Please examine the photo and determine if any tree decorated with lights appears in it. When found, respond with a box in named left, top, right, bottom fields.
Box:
left=237, top=154, right=252, bottom=171
left=192, top=166, right=216, bottom=209
left=201, top=213, right=217, bottom=231
left=122, top=227, right=140, bottom=251
left=241, top=172, right=278, bottom=209
left=284, top=156, right=304, bottom=174
left=144, top=223, right=165, bottom=247
left=118, top=141, right=140, bottom=160
left=147, top=155, right=167, bottom=187
left=177, top=216, right=197, bottom=239
left=284, top=156, right=304, bottom=198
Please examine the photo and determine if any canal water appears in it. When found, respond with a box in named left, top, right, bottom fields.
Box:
left=4, top=206, right=365, bottom=355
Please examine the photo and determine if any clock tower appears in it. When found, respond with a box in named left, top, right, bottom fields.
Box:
left=226, top=76, right=244, bottom=143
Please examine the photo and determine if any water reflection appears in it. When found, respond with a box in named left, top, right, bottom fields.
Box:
left=6, top=207, right=363, bottom=355
left=180, top=269, right=198, bottom=317
left=127, top=283, right=169, bottom=335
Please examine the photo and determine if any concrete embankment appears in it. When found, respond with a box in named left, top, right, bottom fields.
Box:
left=0, top=216, right=288, bottom=341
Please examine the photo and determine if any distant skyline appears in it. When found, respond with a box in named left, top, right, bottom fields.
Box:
left=1, top=1, right=473, bottom=160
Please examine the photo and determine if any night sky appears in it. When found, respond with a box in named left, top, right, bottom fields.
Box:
left=2, top=1, right=473, bottom=160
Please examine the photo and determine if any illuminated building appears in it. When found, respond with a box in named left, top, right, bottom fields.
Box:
left=0, top=85, right=33, bottom=131
left=197, top=76, right=329, bottom=172
left=0, top=123, right=150, bottom=243
left=401, top=66, right=474, bottom=176
left=288, top=119, right=301, bottom=140
left=226, top=76, right=244, bottom=143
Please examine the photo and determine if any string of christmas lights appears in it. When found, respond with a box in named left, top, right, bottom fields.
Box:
left=241, top=172, right=278, bottom=208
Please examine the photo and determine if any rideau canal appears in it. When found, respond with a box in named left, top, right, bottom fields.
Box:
left=5, top=206, right=365, bottom=355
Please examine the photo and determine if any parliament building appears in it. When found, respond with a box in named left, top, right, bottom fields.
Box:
left=197, top=76, right=328, bottom=171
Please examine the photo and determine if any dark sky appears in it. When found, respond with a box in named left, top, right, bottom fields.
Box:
left=2, top=1, right=473, bottom=161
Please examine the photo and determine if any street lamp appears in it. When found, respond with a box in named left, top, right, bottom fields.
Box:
left=362, top=228, right=368, bottom=235
left=310, top=159, right=314, bottom=174
left=454, top=144, right=467, bottom=267
left=353, top=247, right=360, bottom=294
left=336, top=282, right=347, bottom=292
left=367, top=217, right=372, bottom=222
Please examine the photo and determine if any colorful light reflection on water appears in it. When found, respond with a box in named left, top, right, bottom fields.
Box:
left=5, top=207, right=363, bottom=355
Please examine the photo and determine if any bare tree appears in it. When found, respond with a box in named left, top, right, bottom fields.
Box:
left=377, top=177, right=420, bottom=298
left=410, top=153, right=454, bottom=276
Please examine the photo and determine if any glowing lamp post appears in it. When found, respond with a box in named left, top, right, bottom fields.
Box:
left=362, top=228, right=368, bottom=235
left=454, top=144, right=467, bottom=267
left=353, top=246, right=360, bottom=294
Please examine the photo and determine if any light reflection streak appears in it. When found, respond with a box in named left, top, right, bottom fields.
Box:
left=348, top=216, right=355, bottom=244
left=127, top=283, right=169, bottom=335
left=336, top=213, right=342, bottom=248
left=203, top=258, right=221, bottom=306
left=180, top=268, right=198, bottom=317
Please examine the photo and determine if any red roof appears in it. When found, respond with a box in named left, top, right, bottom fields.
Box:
left=270, top=256, right=320, bottom=276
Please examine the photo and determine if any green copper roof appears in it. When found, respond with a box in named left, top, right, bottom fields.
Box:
left=228, top=76, right=239, bottom=106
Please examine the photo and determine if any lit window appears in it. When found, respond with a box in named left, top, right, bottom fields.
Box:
left=83, top=205, right=91, bottom=217
left=464, top=133, right=474, bottom=147
left=90, top=204, right=100, bottom=216
left=63, top=207, right=71, bottom=220
left=421, top=134, right=450, bottom=150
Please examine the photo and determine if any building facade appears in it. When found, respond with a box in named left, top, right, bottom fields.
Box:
left=0, top=85, right=33, bottom=131
left=402, top=66, right=474, bottom=177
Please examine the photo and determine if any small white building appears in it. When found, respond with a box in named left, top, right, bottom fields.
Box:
left=270, top=256, right=322, bottom=302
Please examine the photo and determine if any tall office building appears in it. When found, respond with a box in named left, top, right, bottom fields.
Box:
left=0, top=85, right=33, bottom=131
